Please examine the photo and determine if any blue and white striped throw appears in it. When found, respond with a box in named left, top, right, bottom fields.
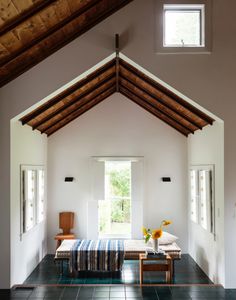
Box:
left=70, top=239, right=124, bottom=273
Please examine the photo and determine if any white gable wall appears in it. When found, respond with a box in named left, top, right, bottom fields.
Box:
left=188, top=121, right=224, bottom=284
left=10, top=121, right=47, bottom=285
left=47, top=93, right=188, bottom=253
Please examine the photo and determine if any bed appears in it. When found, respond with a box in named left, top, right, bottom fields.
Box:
left=54, top=239, right=181, bottom=276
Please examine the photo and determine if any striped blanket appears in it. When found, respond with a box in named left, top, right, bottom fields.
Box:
left=70, top=239, right=124, bottom=273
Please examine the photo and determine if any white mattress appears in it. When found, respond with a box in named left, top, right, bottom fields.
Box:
left=55, top=239, right=181, bottom=260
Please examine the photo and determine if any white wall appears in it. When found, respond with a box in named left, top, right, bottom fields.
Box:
left=47, top=93, right=188, bottom=254
left=188, top=121, right=224, bottom=284
left=10, top=121, right=47, bottom=286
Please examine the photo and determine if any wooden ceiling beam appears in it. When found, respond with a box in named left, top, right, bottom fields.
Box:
left=33, top=73, right=116, bottom=130
left=120, top=59, right=214, bottom=125
left=120, top=65, right=203, bottom=130
left=40, top=79, right=116, bottom=134
left=120, top=80, right=195, bottom=134
left=0, top=0, right=133, bottom=87
left=120, top=86, right=190, bottom=136
left=46, top=86, right=116, bottom=136
left=0, top=0, right=103, bottom=67
left=20, top=59, right=115, bottom=125
left=0, top=0, right=56, bottom=36
left=120, top=75, right=198, bottom=132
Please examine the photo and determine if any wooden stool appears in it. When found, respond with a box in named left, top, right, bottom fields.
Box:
left=139, top=253, right=172, bottom=285
left=54, top=233, right=75, bottom=249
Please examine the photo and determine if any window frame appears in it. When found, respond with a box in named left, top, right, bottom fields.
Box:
left=155, top=0, right=212, bottom=54
left=20, top=165, right=45, bottom=237
left=163, top=4, right=205, bottom=48
left=98, top=160, right=132, bottom=239
left=189, top=165, right=215, bottom=237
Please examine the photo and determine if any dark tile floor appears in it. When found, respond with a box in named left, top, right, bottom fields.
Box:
left=24, top=254, right=212, bottom=285
left=2, top=254, right=234, bottom=299
left=1, top=285, right=236, bottom=300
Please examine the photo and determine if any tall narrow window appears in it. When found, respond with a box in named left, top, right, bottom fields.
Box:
left=163, top=4, right=205, bottom=47
left=23, top=169, right=37, bottom=232
left=37, top=169, right=45, bottom=223
left=21, top=165, right=45, bottom=234
left=98, top=161, right=131, bottom=238
left=190, top=169, right=198, bottom=223
left=189, top=165, right=214, bottom=234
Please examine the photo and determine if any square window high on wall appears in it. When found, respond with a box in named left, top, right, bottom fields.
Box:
left=155, top=0, right=212, bottom=54
left=163, top=4, right=205, bottom=47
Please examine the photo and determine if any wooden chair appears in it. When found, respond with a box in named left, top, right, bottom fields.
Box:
left=54, top=212, right=76, bottom=249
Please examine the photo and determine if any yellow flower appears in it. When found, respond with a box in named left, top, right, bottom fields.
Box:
left=152, top=229, right=163, bottom=239
left=162, top=220, right=172, bottom=227
left=142, top=226, right=148, bottom=236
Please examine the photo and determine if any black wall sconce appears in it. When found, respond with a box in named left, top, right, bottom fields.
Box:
left=162, top=177, right=171, bottom=182
left=64, top=177, right=74, bottom=182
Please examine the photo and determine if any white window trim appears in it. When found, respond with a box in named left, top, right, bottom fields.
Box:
left=88, top=156, right=144, bottom=240
left=155, top=0, right=212, bottom=54
left=163, top=4, right=205, bottom=48
left=20, top=165, right=45, bottom=239
left=189, top=164, right=215, bottom=238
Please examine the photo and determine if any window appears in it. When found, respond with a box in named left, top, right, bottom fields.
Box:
left=21, top=165, right=45, bottom=234
left=98, top=161, right=131, bottom=238
left=190, top=165, right=215, bottom=234
left=163, top=4, right=205, bottom=47
left=88, top=156, right=144, bottom=240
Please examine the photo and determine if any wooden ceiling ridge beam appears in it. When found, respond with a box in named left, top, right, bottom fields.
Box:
left=119, top=72, right=201, bottom=130
left=120, top=81, right=195, bottom=134
left=32, top=73, right=116, bottom=130
left=0, top=0, right=56, bottom=36
left=0, top=0, right=103, bottom=67
left=40, top=81, right=116, bottom=134
left=46, top=87, right=116, bottom=136
left=20, top=58, right=116, bottom=125
left=119, top=59, right=214, bottom=125
left=120, top=86, right=189, bottom=137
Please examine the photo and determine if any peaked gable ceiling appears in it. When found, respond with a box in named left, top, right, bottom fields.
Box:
left=0, top=0, right=133, bottom=87
left=20, top=54, right=214, bottom=136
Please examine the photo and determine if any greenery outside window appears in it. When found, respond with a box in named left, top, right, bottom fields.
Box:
left=98, top=161, right=131, bottom=238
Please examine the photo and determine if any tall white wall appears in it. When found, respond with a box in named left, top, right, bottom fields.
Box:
left=188, top=121, right=224, bottom=284
left=47, top=93, right=188, bottom=254
left=10, top=121, right=47, bottom=286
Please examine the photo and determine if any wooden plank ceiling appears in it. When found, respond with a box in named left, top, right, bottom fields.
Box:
left=20, top=57, right=214, bottom=136
left=0, top=0, right=133, bottom=87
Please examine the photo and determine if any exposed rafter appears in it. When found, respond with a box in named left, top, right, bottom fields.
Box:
left=20, top=54, right=214, bottom=136
left=0, top=0, right=133, bottom=86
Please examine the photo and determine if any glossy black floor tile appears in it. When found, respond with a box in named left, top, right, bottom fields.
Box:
left=1, top=286, right=236, bottom=300
left=24, top=254, right=212, bottom=285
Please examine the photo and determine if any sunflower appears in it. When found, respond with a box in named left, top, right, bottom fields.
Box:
left=142, top=226, right=148, bottom=236
left=161, top=220, right=172, bottom=227
left=152, top=229, right=163, bottom=239
left=142, top=219, right=172, bottom=243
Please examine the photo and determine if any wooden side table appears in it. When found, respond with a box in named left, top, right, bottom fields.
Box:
left=139, top=253, right=172, bottom=285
